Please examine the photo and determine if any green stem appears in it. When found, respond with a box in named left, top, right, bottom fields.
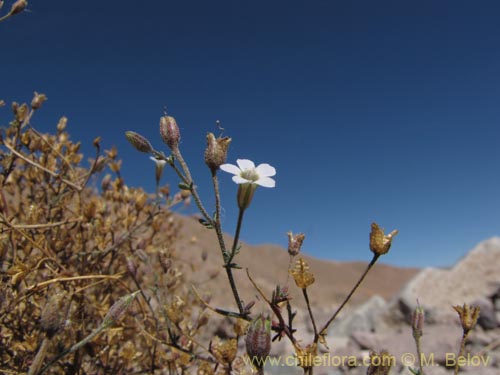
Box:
left=223, top=208, right=246, bottom=314
left=211, top=173, right=240, bottom=313
left=228, top=208, right=245, bottom=264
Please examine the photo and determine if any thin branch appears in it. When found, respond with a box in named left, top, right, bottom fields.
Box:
left=10, top=217, right=82, bottom=229
left=191, top=285, right=248, bottom=320
left=302, top=288, right=318, bottom=340
left=3, top=140, right=82, bottom=191
left=246, top=269, right=298, bottom=346
left=26, top=273, right=125, bottom=292
left=318, top=254, right=380, bottom=338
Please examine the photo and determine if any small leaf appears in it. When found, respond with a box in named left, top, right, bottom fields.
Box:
left=198, top=218, right=213, bottom=229
left=178, top=182, right=192, bottom=191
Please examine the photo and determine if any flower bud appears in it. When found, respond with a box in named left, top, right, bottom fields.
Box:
left=237, top=183, right=257, bottom=210
left=245, top=314, right=271, bottom=370
left=287, top=231, right=305, bottom=257
left=10, top=0, right=27, bottom=15
left=40, top=293, right=66, bottom=338
left=204, top=132, right=231, bottom=173
left=411, top=302, right=425, bottom=339
left=125, top=131, right=153, bottom=153
left=159, top=115, right=180, bottom=150
left=103, top=290, right=140, bottom=327
left=126, top=257, right=137, bottom=277
left=150, top=156, right=167, bottom=184
left=31, top=92, right=47, bottom=110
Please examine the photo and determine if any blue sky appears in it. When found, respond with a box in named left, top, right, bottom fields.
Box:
left=2, top=0, right=500, bottom=268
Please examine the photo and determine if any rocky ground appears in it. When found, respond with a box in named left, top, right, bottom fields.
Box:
left=263, top=238, right=500, bottom=375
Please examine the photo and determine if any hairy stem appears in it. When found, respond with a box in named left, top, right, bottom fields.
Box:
left=211, top=172, right=245, bottom=315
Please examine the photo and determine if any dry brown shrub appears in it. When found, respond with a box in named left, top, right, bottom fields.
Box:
left=0, top=97, right=216, bottom=374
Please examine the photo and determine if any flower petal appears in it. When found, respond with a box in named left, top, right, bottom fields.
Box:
left=255, top=177, right=275, bottom=188
left=220, top=163, right=241, bottom=175
left=236, top=159, right=255, bottom=170
left=232, top=175, right=250, bottom=184
left=255, top=163, right=276, bottom=177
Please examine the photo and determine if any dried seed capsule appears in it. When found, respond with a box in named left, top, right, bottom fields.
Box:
left=204, top=132, right=231, bottom=172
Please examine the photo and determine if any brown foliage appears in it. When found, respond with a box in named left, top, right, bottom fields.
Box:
left=0, top=98, right=211, bottom=374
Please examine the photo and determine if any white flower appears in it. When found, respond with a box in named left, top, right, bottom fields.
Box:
left=150, top=156, right=167, bottom=183
left=150, top=156, right=167, bottom=168
left=220, top=159, right=276, bottom=188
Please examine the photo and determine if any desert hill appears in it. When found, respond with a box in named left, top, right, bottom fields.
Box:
left=172, top=214, right=419, bottom=314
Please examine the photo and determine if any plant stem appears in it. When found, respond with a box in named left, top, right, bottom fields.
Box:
left=454, top=331, right=469, bottom=375
left=36, top=322, right=109, bottom=375
left=302, top=288, right=318, bottom=340
left=229, top=208, right=245, bottom=263
left=222, top=208, right=246, bottom=315
left=28, top=338, right=50, bottom=375
left=318, top=254, right=379, bottom=338
left=211, top=173, right=245, bottom=315
left=211, top=173, right=228, bottom=257
left=3, top=140, right=82, bottom=191
left=415, top=336, right=425, bottom=375
left=166, top=147, right=212, bottom=222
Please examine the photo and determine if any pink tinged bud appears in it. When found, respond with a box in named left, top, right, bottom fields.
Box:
left=10, top=0, right=27, bottom=15
left=245, top=314, right=271, bottom=370
left=159, top=116, right=180, bottom=150
left=287, top=231, right=305, bottom=256
left=103, top=291, right=140, bottom=327
left=411, top=303, right=425, bottom=339
left=204, top=132, right=232, bottom=172
left=125, top=131, right=153, bottom=153
left=126, top=257, right=137, bottom=277
left=40, top=293, right=66, bottom=338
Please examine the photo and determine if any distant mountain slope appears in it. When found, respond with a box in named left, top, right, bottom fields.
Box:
left=172, top=214, right=419, bottom=313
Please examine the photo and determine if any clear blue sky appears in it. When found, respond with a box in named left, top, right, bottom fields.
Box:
left=2, top=0, right=500, bottom=268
